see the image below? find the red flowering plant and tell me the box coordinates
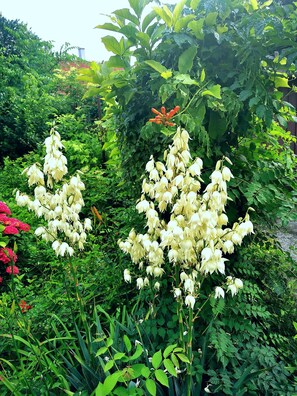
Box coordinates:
[148,106,180,136]
[0,201,30,284]
[19,300,32,313]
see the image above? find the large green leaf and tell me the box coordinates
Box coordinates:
[173,0,187,27]
[188,19,204,40]
[95,23,120,33]
[152,350,162,369]
[103,359,115,372]
[190,0,201,9]
[251,0,259,10]
[142,10,157,32]
[201,84,221,99]
[153,6,172,27]
[163,358,177,377]
[178,46,197,73]
[101,36,122,56]
[205,12,218,26]
[149,24,166,44]
[119,25,138,41]
[208,111,227,140]
[146,378,157,396]
[174,14,196,32]
[129,0,152,18]
[159,83,176,103]
[136,32,151,49]
[163,344,177,358]
[273,76,290,88]
[129,344,143,360]
[175,74,199,86]
[106,56,128,69]
[176,353,190,363]
[154,369,169,387]
[123,334,132,353]
[113,8,139,25]
[141,366,151,378]
[145,60,168,74]
[102,372,123,395]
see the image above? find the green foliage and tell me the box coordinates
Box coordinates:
[198,235,297,395]
[0,16,98,161]
[87,0,297,222]
[1,3,297,395]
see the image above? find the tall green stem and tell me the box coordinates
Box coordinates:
[186,307,194,396]
[175,265,185,348]
[68,259,92,347]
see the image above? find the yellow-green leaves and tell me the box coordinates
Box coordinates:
[172,0,187,27]
[161,70,173,79]
[202,84,222,99]
[261,0,273,7]
[153,5,173,28]
[153,1,192,33]
[273,76,290,88]
[175,74,199,86]
[190,0,201,9]
[205,12,218,26]
[145,60,172,79]
[200,69,206,83]
[250,0,259,10]
[188,19,204,40]
[174,14,196,32]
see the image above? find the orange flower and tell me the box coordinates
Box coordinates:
[149,106,180,126]
[19,300,32,313]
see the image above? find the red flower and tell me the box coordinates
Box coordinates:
[6,265,19,275]
[0,276,3,283]
[19,300,32,313]
[0,202,11,215]
[0,247,17,264]
[17,222,30,232]
[2,217,18,226]
[3,226,19,235]
[149,106,180,126]
[0,215,30,232]
[0,214,10,224]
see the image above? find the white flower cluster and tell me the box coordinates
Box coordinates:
[119,128,254,308]
[16,128,92,256]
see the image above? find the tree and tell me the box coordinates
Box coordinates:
[0,16,97,161]
[82,0,297,222]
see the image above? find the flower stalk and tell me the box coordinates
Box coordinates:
[119,121,254,391]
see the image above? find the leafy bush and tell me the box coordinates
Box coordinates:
[83,0,297,223]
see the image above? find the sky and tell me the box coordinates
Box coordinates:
[1,0,176,62]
